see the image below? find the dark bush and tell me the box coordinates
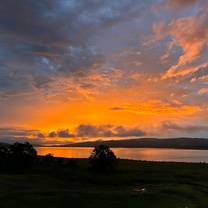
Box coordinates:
[89,145,117,172]
[42,153,54,165]
[36,154,57,172]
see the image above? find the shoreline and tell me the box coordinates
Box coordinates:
[38,145,208,150]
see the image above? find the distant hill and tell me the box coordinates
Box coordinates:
[59,138,208,150]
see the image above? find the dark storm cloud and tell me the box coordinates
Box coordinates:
[162,121,208,133]
[48,131,57,138]
[114,126,146,137]
[0,128,43,137]
[76,124,114,137]
[58,129,74,138]
[0,128,45,144]
[76,124,145,137]
[0,0,150,45]
[0,0,152,97]
[0,136,43,145]
[48,129,74,138]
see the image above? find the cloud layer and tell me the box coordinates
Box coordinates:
[0,0,151,97]
[0,0,208,140]
[75,124,145,138]
[0,125,145,144]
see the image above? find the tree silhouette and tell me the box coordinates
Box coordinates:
[89,145,117,171]
[9,142,37,169]
[0,145,10,168]
[0,142,37,170]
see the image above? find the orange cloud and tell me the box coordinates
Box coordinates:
[110,100,200,116]
[153,9,208,79]
[198,88,208,95]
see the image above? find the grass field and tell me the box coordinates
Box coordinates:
[0,158,208,208]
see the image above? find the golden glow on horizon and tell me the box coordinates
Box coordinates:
[1,72,201,139]
[25,97,200,133]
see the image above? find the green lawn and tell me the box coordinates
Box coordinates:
[0,159,208,208]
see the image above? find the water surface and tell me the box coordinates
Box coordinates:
[36,147,208,163]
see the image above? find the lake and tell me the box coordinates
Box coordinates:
[36,147,208,163]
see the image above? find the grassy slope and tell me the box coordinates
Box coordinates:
[0,159,208,208]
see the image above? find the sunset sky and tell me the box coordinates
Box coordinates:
[0,0,208,144]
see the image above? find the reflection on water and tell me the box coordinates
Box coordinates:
[36,147,208,163]
[37,147,92,158]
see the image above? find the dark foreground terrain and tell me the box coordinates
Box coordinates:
[0,158,208,208]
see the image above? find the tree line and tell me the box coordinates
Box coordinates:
[0,142,117,171]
